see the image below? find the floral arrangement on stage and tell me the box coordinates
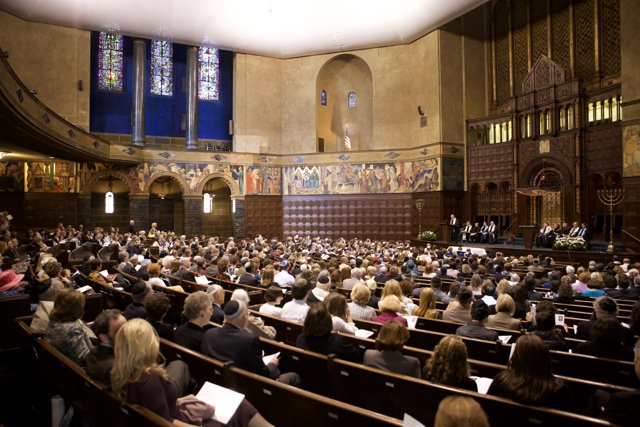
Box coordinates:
[421,230,437,241]
[553,236,587,250]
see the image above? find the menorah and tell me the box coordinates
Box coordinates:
[415,199,425,239]
[596,188,625,253]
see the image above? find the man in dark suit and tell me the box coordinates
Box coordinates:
[449,214,460,242]
[456,299,499,342]
[85,309,126,384]
[201,300,300,386]
[578,222,590,241]
[600,340,640,427]
[174,257,196,282]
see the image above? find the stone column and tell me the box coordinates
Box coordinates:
[185,46,199,150]
[183,195,203,236]
[131,39,146,147]
[621,0,640,250]
[129,195,150,232]
[232,198,246,239]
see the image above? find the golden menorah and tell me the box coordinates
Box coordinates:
[596,188,625,253]
[415,199,425,239]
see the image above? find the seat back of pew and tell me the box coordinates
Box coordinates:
[227,365,403,427]
[548,348,640,388]
[251,310,303,344]
[328,357,613,427]
[158,338,232,388]
[259,337,333,396]
[0,294,32,351]
[83,292,105,322]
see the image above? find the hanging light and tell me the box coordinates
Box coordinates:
[203,193,213,213]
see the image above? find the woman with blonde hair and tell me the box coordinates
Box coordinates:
[373,295,408,327]
[423,335,477,391]
[434,396,489,427]
[487,294,522,331]
[413,288,441,319]
[112,318,270,427]
[260,265,274,287]
[379,279,408,313]
[469,274,483,297]
[348,283,376,320]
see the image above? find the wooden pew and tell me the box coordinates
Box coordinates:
[16,319,173,427]
[228,365,403,427]
[328,357,613,427]
[0,294,32,351]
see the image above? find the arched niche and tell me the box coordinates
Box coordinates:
[86,173,131,230]
[147,175,185,234]
[316,54,373,152]
[201,177,233,239]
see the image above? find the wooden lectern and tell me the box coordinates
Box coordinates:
[440,223,454,243]
[520,225,537,249]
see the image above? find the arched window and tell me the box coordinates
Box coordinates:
[348,91,356,108]
[198,47,220,101]
[320,90,327,106]
[150,40,173,96]
[98,32,124,91]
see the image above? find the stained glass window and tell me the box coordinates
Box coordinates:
[150,40,173,96]
[198,47,219,101]
[98,32,124,91]
[320,90,327,106]
[348,91,357,108]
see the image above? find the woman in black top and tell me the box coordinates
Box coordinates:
[488,334,575,411]
[295,303,362,363]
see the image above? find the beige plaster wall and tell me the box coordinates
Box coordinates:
[235,31,444,155]
[233,53,283,153]
[0,10,90,130]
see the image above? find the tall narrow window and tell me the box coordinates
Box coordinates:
[567,105,574,130]
[595,100,602,122]
[198,47,219,101]
[559,108,566,131]
[588,103,594,123]
[150,40,173,96]
[98,32,124,91]
[603,99,610,120]
[320,90,327,106]
[612,97,619,122]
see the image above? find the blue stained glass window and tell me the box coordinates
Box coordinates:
[321,90,327,106]
[348,91,357,108]
[97,32,124,91]
[150,40,173,96]
[198,47,219,101]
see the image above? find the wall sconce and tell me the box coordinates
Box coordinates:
[0,151,8,159]
[203,193,214,213]
[105,192,114,214]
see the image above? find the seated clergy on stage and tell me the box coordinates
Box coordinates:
[469,222,481,243]
[481,221,497,244]
[460,221,473,243]
[537,222,554,247]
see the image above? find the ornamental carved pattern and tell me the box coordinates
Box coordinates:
[519,140,540,171]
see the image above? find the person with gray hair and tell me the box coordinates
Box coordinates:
[206,284,225,323]
[230,289,276,339]
[175,291,214,352]
[342,267,364,290]
[201,300,301,386]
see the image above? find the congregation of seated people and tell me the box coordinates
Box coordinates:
[2,220,640,426]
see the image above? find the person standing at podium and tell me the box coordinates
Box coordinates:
[450,214,460,242]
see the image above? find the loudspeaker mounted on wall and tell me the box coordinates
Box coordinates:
[417,106,425,116]
[418,106,427,127]
[78,80,83,91]
[228,119,234,135]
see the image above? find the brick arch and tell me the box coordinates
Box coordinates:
[143,171,190,195]
[81,169,135,195]
[195,173,241,197]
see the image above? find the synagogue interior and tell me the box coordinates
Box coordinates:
[0,0,639,426]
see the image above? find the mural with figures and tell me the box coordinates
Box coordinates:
[128,162,245,194]
[2,157,442,196]
[245,166,282,195]
[284,158,439,195]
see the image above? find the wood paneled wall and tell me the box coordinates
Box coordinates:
[245,196,283,239]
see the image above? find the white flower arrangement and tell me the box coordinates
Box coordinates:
[553,236,586,250]
[421,230,437,241]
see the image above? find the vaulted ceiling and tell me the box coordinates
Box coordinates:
[0,0,486,58]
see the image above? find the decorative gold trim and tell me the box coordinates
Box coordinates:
[569,0,575,78]
[508,0,514,97]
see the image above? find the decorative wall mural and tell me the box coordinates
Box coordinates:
[26,162,77,192]
[623,124,640,177]
[245,166,282,195]
[284,158,440,195]
[128,162,245,194]
[0,162,24,191]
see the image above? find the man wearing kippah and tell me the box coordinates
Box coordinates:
[201,300,300,386]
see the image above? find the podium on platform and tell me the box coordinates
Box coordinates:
[520,225,537,249]
[440,223,455,243]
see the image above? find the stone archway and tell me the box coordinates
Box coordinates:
[316,54,373,152]
[201,177,234,238]
[147,174,186,234]
[81,170,135,230]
